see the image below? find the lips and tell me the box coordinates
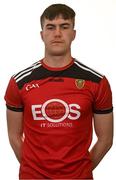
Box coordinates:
[51,40,64,44]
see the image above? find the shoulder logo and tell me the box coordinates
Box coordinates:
[75,79,85,89]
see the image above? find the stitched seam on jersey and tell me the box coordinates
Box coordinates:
[74,59,103,79]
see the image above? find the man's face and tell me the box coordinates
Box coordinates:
[40,16,76,56]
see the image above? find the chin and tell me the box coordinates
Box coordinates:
[50,49,67,56]
[50,52,66,56]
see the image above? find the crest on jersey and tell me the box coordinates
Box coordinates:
[75,79,85,89]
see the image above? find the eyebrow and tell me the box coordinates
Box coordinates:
[46,23,71,27]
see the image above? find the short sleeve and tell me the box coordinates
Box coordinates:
[93,76,113,114]
[4,77,24,112]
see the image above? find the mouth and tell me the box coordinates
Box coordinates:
[51,40,64,44]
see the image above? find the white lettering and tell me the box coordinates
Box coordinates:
[26,83,39,91]
[31,99,81,122]
[32,105,45,120]
[42,99,69,123]
[68,104,81,120]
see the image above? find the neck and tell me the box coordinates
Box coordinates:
[43,53,72,68]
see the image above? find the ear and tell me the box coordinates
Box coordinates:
[72,30,76,41]
[40,31,44,41]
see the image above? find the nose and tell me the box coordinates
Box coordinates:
[54,27,62,37]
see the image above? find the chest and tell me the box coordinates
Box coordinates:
[20,77,96,120]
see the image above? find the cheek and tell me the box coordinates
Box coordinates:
[70,32,75,41]
[42,33,52,43]
[65,34,74,44]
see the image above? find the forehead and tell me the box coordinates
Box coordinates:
[43,16,73,26]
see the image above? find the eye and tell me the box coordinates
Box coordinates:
[46,25,55,30]
[63,26,69,29]
[47,27,53,30]
[61,25,70,30]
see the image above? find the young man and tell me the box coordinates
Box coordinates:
[5,4,113,179]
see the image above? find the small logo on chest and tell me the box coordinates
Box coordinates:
[26,83,39,91]
[75,79,85,89]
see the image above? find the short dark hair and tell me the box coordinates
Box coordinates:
[40,4,75,29]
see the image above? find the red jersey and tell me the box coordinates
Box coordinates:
[5,58,113,179]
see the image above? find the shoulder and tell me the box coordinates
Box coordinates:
[73,59,104,83]
[13,61,42,82]
[12,60,42,89]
